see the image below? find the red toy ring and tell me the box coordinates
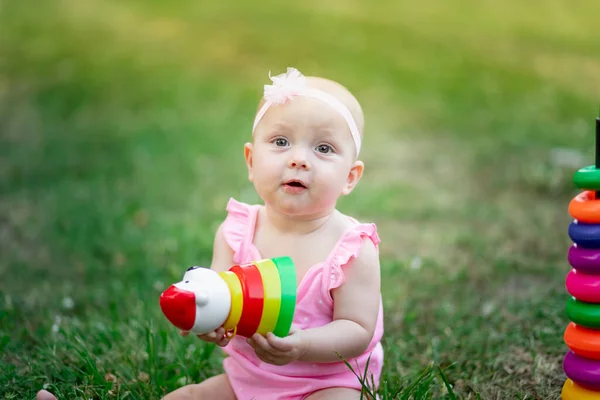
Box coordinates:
[231,263,264,337]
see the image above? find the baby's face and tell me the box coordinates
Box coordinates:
[246,96,362,218]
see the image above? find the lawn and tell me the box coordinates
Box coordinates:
[1,0,600,398]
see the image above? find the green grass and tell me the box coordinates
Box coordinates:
[2,0,599,398]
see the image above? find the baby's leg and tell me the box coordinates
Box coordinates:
[304,387,370,400]
[36,390,57,400]
[35,375,236,400]
[162,373,236,400]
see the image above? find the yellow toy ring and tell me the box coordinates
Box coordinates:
[219,271,243,331]
[562,378,600,399]
[254,259,282,335]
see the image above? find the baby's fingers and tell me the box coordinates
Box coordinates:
[180,330,190,337]
[197,332,217,340]
[216,336,231,347]
[266,332,295,351]
[196,327,230,343]
[250,333,287,356]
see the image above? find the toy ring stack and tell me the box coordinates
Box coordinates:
[562,116,600,398]
[228,257,297,338]
[159,256,297,339]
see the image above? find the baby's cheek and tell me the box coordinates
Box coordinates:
[319,178,346,199]
[256,166,278,183]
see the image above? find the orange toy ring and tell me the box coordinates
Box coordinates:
[569,191,600,223]
[564,322,600,360]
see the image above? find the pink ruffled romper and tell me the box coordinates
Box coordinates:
[219,198,384,400]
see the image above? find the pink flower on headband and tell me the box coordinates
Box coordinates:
[263,67,308,104]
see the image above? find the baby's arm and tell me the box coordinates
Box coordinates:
[209,222,236,273]
[251,239,381,364]
[294,239,381,362]
[181,222,236,345]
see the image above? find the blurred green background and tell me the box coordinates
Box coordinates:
[1,0,599,398]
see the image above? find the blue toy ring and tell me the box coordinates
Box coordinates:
[569,221,600,248]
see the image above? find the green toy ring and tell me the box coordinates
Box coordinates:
[272,256,297,337]
[566,297,600,329]
[574,166,600,190]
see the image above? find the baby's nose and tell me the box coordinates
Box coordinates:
[288,152,309,170]
[290,160,308,169]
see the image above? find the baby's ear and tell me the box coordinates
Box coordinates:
[244,142,254,182]
[342,160,364,195]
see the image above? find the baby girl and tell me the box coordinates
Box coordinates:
[37,67,384,400]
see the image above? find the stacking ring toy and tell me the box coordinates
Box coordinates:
[562,378,600,400]
[562,118,600,396]
[566,270,600,303]
[563,350,600,390]
[566,298,600,329]
[574,166,600,190]
[569,245,600,274]
[232,264,264,338]
[160,257,297,338]
[255,259,282,335]
[569,191,600,223]
[272,256,297,338]
[218,271,244,331]
[565,322,600,360]
[569,221,600,248]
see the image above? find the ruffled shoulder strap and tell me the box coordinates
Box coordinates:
[325,222,381,292]
[222,197,259,264]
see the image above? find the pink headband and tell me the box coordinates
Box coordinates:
[252,68,362,157]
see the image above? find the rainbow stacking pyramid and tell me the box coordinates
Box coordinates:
[562,117,600,399]
[160,256,297,339]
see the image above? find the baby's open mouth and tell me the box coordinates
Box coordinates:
[283,180,307,189]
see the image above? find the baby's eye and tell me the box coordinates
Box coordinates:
[274,138,289,147]
[316,144,333,154]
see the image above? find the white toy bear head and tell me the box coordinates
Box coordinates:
[159,266,231,334]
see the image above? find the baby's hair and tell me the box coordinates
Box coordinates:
[304,77,364,138]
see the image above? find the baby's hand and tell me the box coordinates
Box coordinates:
[180,328,231,347]
[247,328,306,366]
